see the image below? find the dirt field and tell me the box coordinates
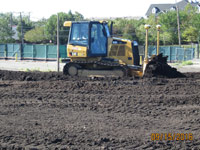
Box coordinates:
[0,70,200,150]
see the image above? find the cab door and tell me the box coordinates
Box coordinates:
[89,23,107,57]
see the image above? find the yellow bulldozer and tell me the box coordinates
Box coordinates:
[62,20,176,78]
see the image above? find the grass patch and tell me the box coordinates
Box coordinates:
[170,60,193,67]
[23,68,54,72]
[25,68,31,72]
[24,68,41,72]
[181,61,193,66]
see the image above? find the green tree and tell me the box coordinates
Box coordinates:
[17,16,34,41]
[33,18,47,27]
[145,15,158,45]
[135,24,146,45]
[74,11,84,21]
[182,26,198,43]
[158,11,178,45]
[24,26,47,43]
[45,11,84,44]
[111,18,144,43]
[192,13,200,43]
[0,13,15,43]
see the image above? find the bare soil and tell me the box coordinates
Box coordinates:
[0,70,200,150]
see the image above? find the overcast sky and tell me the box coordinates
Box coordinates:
[0,0,183,20]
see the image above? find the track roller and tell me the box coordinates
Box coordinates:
[63,63,79,76]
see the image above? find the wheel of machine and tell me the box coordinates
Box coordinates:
[68,65,78,76]
[63,63,78,76]
[63,64,68,75]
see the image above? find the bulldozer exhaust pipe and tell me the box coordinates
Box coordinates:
[110,21,113,37]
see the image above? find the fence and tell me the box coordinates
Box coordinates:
[139,46,194,62]
[0,44,67,60]
[0,44,195,62]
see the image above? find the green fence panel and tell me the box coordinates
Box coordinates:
[14,44,21,58]
[160,46,170,61]
[148,46,156,56]
[177,48,185,61]
[7,44,20,58]
[22,44,67,59]
[59,45,67,58]
[170,47,178,61]
[147,46,194,62]
[0,43,195,61]
[23,44,34,58]
[47,45,57,58]
[148,46,170,61]
[0,44,6,57]
[7,44,14,57]
[34,45,46,58]
[184,48,194,61]
[169,47,194,62]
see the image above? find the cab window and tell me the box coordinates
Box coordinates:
[90,23,107,55]
[69,23,89,46]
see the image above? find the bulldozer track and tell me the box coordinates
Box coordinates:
[63,60,129,77]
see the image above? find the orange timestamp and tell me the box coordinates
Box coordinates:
[151,133,193,141]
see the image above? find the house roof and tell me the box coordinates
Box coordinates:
[145,0,200,16]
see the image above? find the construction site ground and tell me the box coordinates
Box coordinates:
[0,59,200,149]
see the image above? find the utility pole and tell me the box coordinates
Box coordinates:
[20,12,24,45]
[10,13,13,30]
[28,12,31,23]
[175,0,181,46]
[197,37,199,59]
[57,13,60,72]
[20,12,24,60]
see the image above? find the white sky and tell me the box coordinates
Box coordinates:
[0,0,183,20]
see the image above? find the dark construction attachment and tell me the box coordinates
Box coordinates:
[144,53,185,78]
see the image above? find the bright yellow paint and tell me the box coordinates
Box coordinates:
[99,20,107,23]
[63,21,72,27]
[15,53,18,62]
[67,44,87,58]
[108,38,134,65]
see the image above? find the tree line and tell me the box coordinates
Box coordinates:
[0,11,83,45]
[0,4,200,45]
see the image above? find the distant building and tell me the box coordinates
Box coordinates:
[88,16,142,21]
[12,25,19,40]
[145,0,200,17]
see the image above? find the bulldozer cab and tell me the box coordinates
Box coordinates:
[65,21,110,58]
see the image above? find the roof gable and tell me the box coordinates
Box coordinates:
[145,0,199,16]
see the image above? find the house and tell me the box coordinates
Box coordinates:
[11,25,19,40]
[145,0,200,17]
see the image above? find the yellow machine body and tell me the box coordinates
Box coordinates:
[67,44,87,57]
[108,38,134,65]
[63,21,142,77]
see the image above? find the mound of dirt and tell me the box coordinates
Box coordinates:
[144,53,185,78]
